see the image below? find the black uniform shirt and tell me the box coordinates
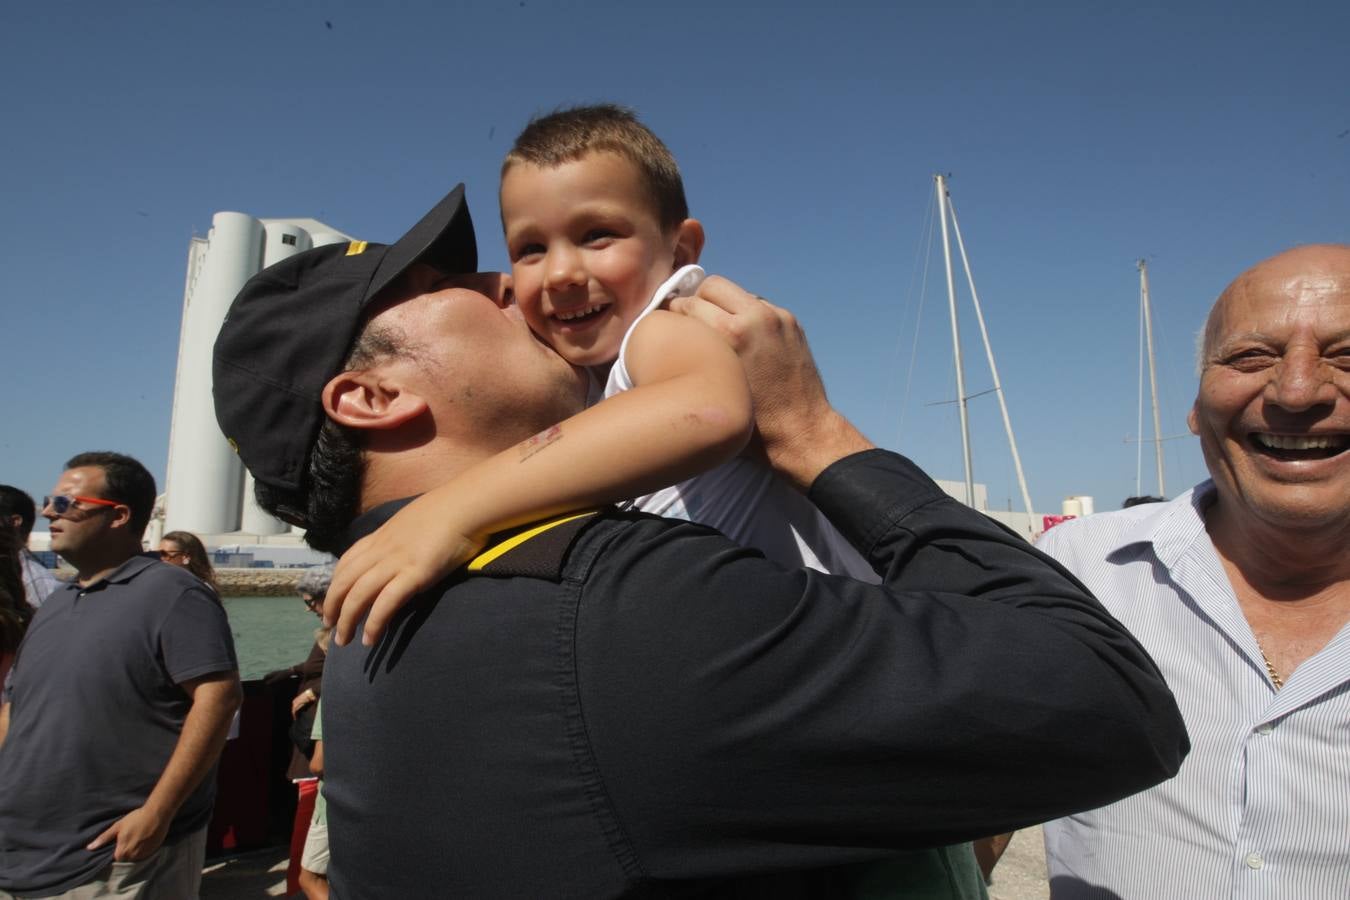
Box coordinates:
[323,450,1187,899]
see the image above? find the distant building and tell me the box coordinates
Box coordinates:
[162,212,354,542]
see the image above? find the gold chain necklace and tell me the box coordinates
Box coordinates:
[1257,643,1284,690]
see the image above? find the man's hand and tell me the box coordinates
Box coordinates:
[92,672,240,863]
[668,276,873,491]
[87,805,171,862]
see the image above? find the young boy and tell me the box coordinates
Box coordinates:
[329,104,874,640]
[329,104,985,898]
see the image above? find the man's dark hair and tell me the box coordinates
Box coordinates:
[0,486,37,539]
[63,451,157,536]
[1122,495,1166,508]
[253,319,410,553]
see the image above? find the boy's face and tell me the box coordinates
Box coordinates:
[501,151,700,368]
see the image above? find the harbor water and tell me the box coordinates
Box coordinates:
[221,595,321,680]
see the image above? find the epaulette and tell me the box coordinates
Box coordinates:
[466,510,601,581]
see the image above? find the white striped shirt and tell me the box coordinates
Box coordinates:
[1037,483,1350,900]
[19,549,60,609]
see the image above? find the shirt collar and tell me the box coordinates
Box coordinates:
[340,498,603,561]
[339,498,418,554]
[73,552,162,591]
[1105,480,1217,570]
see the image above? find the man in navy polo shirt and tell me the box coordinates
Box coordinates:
[0,451,240,899]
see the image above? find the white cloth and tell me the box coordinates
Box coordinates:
[1037,483,1350,900]
[19,549,60,609]
[599,265,875,579]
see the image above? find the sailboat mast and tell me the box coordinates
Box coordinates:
[1138,259,1166,498]
[946,198,1036,522]
[936,174,975,505]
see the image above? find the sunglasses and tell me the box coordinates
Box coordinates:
[43,494,124,516]
[159,549,187,561]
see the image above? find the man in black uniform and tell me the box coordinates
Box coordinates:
[214,185,1187,899]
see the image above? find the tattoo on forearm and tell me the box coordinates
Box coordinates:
[518,425,563,462]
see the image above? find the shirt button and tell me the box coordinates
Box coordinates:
[1245,852,1264,870]
[1254,722,1274,735]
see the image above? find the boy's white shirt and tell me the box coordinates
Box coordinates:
[595,265,878,580]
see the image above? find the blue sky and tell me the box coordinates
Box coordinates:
[5,1,1348,520]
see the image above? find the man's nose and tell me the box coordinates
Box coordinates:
[1265,348,1338,411]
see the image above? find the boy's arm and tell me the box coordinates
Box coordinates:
[327,310,752,647]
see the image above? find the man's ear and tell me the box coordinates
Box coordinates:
[1186,403,1200,436]
[108,504,133,531]
[322,369,428,431]
[672,218,705,267]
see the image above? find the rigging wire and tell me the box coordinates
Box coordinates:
[1148,275,1198,494]
[1135,267,1147,497]
[883,186,938,447]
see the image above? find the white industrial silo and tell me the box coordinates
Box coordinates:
[165,214,352,539]
[164,213,263,535]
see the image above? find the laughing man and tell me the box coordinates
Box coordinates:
[1040,245,1350,899]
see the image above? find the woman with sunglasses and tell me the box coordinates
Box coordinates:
[157,530,219,595]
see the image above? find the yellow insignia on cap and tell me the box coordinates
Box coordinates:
[346,240,368,256]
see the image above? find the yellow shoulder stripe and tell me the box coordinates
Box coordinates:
[345,240,368,256]
[467,511,599,572]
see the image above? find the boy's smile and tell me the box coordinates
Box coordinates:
[500,151,701,371]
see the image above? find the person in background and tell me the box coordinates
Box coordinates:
[0,485,62,609]
[0,451,240,899]
[297,700,329,900]
[1036,244,1350,899]
[158,530,219,595]
[263,563,334,898]
[0,520,34,686]
[159,531,242,745]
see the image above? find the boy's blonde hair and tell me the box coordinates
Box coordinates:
[502,103,689,231]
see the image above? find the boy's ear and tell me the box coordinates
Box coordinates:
[672,218,705,267]
[322,368,429,432]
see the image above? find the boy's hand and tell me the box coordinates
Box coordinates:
[325,495,485,647]
[668,276,871,490]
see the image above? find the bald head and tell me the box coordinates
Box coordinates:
[1186,242,1350,544]
[1200,244,1350,368]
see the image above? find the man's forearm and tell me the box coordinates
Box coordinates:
[811,449,1189,820]
[144,674,241,821]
